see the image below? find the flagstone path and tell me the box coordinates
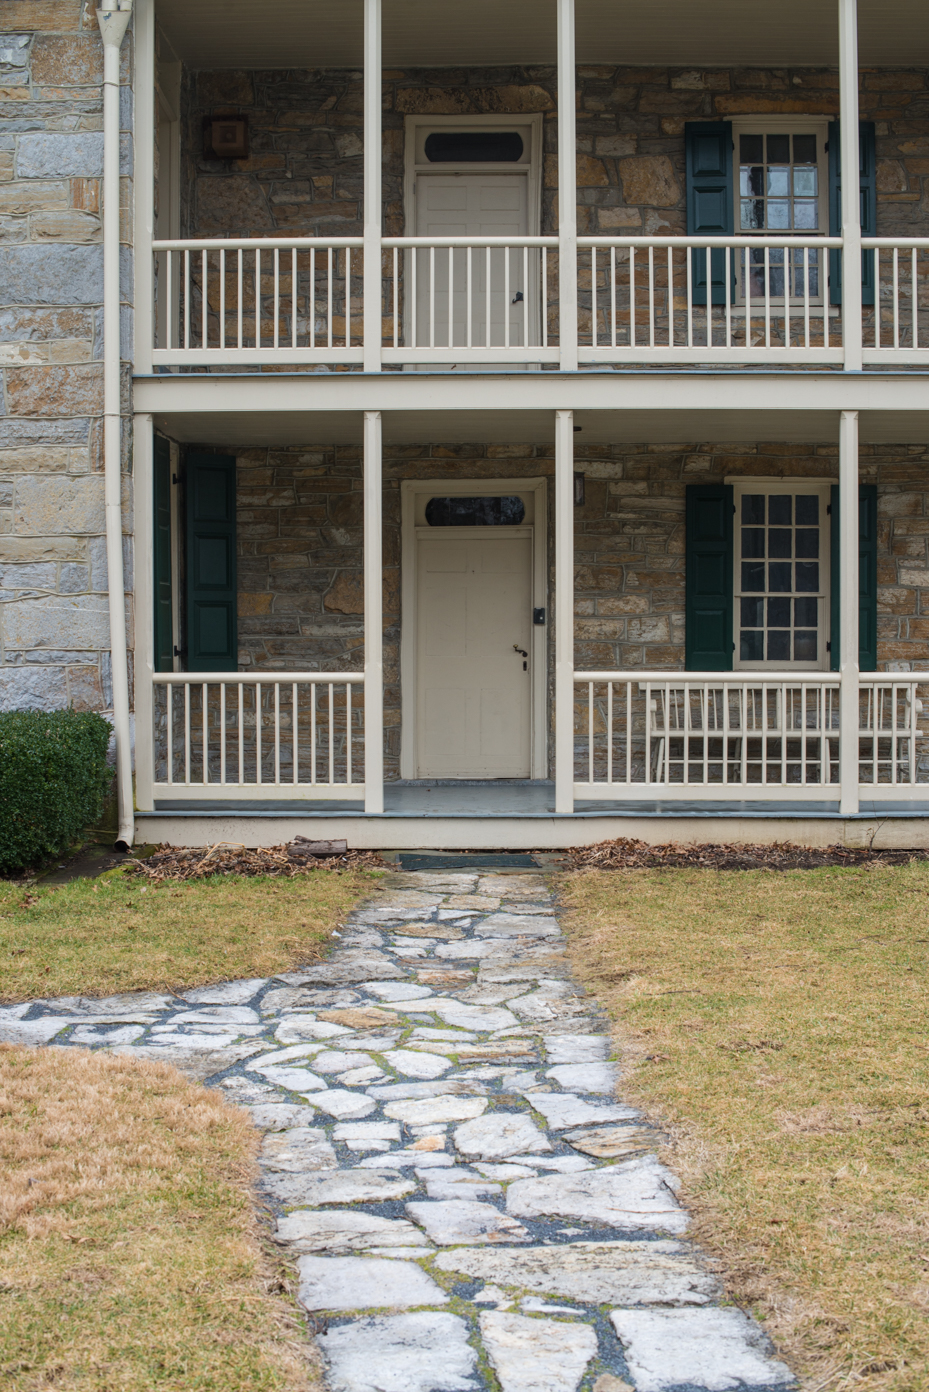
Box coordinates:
[0,868,795,1392]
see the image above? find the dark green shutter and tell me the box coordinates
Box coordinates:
[828,121,876,306]
[686,483,734,670]
[185,450,237,672]
[685,122,734,305]
[829,483,877,672]
[153,433,174,673]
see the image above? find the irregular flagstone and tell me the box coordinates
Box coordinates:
[70,1024,145,1046]
[506,1156,688,1234]
[309,1049,379,1074]
[609,1308,794,1391]
[259,1128,338,1172]
[479,1311,598,1392]
[525,1093,638,1130]
[182,979,268,1005]
[420,1169,502,1199]
[509,1155,593,1173]
[297,1255,448,1310]
[317,1312,478,1392]
[316,1007,402,1030]
[333,1120,401,1146]
[475,914,560,938]
[543,1035,610,1064]
[406,1199,531,1246]
[434,1241,721,1305]
[379,1048,453,1078]
[360,1150,455,1170]
[275,1015,354,1041]
[0,1018,83,1045]
[453,1112,552,1160]
[48,991,176,1015]
[109,1043,263,1081]
[392,923,465,939]
[294,952,405,985]
[250,1065,328,1092]
[432,1001,520,1031]
[303,1089,377,1120]
[383,1096,487,1125]
[368,1079,487,1100]
[362,981,434,1000]
[563,1125,659,1159]
[261,1168,416,1206]
[167,1006,261,1025]
[278,1210,428,1252]
[545,1063,620,1094]
[249,1102,321,1130]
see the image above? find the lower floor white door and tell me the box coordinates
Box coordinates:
[416,531,532,778]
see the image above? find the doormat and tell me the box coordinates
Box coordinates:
[398,852,539,871]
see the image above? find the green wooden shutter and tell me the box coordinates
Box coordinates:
[685,122,734,305]
[829,483,878,672]
[828,121,877,306]
[153,433,174,673]
[686,483,734,670]
[185,450,237,672]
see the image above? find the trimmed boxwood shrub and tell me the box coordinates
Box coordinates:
[0,709,113,876]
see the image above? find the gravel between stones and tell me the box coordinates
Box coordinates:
[4,868,796,1392]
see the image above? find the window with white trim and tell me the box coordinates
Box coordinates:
[733,481,831,671]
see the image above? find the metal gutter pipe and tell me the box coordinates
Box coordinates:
[97,3,134,849]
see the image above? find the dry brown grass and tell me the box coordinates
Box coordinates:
[558,862,929,1392]
[0,870,374,1003]
[0,1043,319,1391]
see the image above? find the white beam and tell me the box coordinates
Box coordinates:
[133,414,155,812]
[363,0,382,372]
[555,409,575,813]
[556,0,577,371]
[838,0,863,372]
[839,408,860,815]
[133,0,155,374]
[364,410,384,813]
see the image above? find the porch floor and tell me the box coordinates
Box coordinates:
[149,781,929,819]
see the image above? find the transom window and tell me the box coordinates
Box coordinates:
[734,483,830,670]
[425,495,526,527]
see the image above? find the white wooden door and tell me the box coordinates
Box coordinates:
[416,531,532,777]
[414,173,535,348]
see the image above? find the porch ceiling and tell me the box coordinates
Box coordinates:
[155,0,929,70]
[151,408,929,447]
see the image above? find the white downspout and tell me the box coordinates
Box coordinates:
[97,3,134,849]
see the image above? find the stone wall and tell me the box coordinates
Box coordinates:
[181,63,929,239]
[211,439,929,780]
[0,3,132,714]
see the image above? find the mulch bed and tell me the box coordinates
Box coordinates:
[564,837,929,872]
[123,843,391,882]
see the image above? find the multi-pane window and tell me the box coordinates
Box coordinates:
[735,487,829,669]
[734,126,826,302]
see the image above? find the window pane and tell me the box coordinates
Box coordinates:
[769,495,792,525]
[741,134,764,163]
[740,166,765,196]
[795,562,820,592]
[768,597,791,627]
[769,529,792,558]
[768,630,791,661]
[767,133,790,163]
[767,200,790,229]
[767,166,790,196]
[769,562,792,592]
[795,495,819,524]
[424,131,524,162]
[741,199,764,230]
[742,528,765,558]
[741,597,764,627]
[793,167,818,196]
[742,562,766,592]
[742,494,765,524]
[795,597,818,626]
[794,200,818,230]
[741,631,765,661]
[795,529,819,558]
[794,631,818,661]
[425,495,526,526]
[793,133,817,164]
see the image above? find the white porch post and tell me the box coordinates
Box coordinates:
[133,0,155,375]
[555,409,575,813]
[363,0,382,372]
[556,0,578,372]
[133,414,155,812]
[838,0,863,372]
[839,409,860,815]
[364,410,384,813]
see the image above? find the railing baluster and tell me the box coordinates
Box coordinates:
[429,245,435,349]
[274,680,281,784]
[591,247,597,348]
[893,247,900,349]
[237,248,243,348]
[165,249,173,350]
[327,246,333,348]
[764,246,771,348]
[667,246,673,348]
[184,248,190,349]
[522,243,529,348]
[273,247,280,349]
[184,682,191,783]
[347,681,352,785]
[588,680,594,783]
[629,247,635,350]
[220,248,226,350]
[328,683,335,785]
[255,247,261,349]
[448,246,454,349]
[166,682,174,783]
[607,680,613,784]
[292,246,298,349]
[485,245,491,348]
[345,247,351,348]
[913,247,919,348]
[309,246,316,348]
[202,681,208,783]
[686,246,693,349]
[393,246,399,349]
[648,246,655,348]
[466,245,473,349]
[724,245,731,349]
[256,682,262,785]
[542,247,548,348]
[311,681,317,784]
[220,682,226,783]
[504,245,510,349]
[237,682,244,783]
[803,246,811,349]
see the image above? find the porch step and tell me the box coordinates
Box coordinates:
[397,852,540,871]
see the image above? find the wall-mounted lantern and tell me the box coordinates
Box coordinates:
[204,116,249,160]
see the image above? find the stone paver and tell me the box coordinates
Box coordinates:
[4,867,795,1391]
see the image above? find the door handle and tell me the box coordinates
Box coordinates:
[513,644,528,671]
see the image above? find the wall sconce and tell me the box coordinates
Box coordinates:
[204,116,249,160]
[574,472,586,506]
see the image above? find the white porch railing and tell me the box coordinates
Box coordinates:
[151,238,364,366]
[862,239,929,362]
[152,673,365,801]
[573,672,929,799]
[578,236,844,364]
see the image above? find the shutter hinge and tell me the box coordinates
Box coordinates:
[827,503,832,514]
[732,642,735,652]
[826,641,832,651]
[172,473,179,485]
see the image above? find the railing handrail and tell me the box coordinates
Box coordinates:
[152,671,365,684]
[152,237,365,251]
[573,670,843,684]
[578,235,844,250]
[382,236,559,248]
[862,237,929,249]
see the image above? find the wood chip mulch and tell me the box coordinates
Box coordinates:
[122,843,391,882]
[564,836,929,872]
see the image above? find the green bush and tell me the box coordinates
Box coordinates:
[0,709,113,877]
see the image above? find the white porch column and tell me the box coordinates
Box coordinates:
[133,0,155,375]
[363,0,382,372]
[556,0,578,372]
[364,410,384,813]
[555,409,575,813]
[839,409,860,815]
[133,414,155,812]
[838,0,863,372]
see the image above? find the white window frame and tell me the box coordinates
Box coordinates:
[730,477,832,673]
[730,116,831,312]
